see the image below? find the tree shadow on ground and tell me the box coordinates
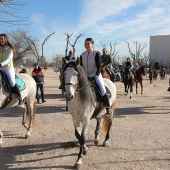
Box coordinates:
[0,103,68,118]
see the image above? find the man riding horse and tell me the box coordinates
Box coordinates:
[101,48,115,82]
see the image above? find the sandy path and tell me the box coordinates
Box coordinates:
[0,68,170,170]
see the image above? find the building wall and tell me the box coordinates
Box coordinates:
[150,35,170,68]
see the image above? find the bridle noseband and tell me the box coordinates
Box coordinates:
[63,62,91,91]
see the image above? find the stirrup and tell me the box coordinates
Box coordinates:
[18,97,23,105]
[106,108,112,115]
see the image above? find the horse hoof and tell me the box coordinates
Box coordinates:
[141,93,143,95]
[74,161,82,170]
[130,96,132,99]
[83,149,87,155]
[103,141,109,147]
[25,134,30,139]
[94,139,99,145]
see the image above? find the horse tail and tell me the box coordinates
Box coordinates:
[33,101,36,124]
[102,114,113,136]
[102,101,116,135]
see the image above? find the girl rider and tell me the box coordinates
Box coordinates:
[0,34,23,105]
[80,38,112,115]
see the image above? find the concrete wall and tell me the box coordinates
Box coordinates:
[150,35,170,68]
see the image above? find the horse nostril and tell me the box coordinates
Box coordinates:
[70,95,73,100]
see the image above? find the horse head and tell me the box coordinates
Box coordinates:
[62,58,81,101]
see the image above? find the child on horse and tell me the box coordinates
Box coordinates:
[80,38,112,115]
[0,34,23,105]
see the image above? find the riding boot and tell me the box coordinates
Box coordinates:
[102,94,112,115]
[11,84,23,105]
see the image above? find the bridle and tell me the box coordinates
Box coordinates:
[63,62,92,92]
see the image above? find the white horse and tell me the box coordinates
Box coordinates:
[0,72,36,147]
[62,58,116,168]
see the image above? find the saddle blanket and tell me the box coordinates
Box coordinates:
[2,75,26,93]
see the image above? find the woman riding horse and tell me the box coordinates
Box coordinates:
[0,34,23,105]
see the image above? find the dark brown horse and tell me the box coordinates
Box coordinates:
[136,66,146,94]
[123,68,134,99]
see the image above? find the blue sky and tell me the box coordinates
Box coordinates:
[1,0,170,62]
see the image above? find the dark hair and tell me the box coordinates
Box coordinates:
[85,38,94,45]
[0,33,16,58]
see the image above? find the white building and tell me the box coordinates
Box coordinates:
[150,35,170,69]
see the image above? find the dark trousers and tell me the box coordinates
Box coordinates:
[36,83,45,100]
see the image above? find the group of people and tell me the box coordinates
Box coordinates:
[1,33,169,116]
[0,34,46,105]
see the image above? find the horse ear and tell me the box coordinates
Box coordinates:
[62,57,68,65]
[76,57,80,66]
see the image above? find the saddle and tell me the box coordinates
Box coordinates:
[1,72,26,93]
[89,78,112,119]
[0,72,26,109]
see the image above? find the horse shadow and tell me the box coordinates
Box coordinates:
[115,105,170,118]
[0,141,78,170]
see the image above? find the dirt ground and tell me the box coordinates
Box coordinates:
[0,68,170,170]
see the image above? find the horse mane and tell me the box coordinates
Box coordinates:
[63,61,96,103]
[77,65,96,103]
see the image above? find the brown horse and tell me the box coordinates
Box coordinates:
[136,66,146,94]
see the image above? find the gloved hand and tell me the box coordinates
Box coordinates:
[91,75,98,81]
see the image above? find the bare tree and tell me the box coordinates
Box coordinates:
[8,30,33,67]
[63,33,73,57]
[68,34,84,57]
[52,53,63,68]
[100,42,106,49]
[109,42,119,61]
[126,41,147,61]
[22,32,55,64]
[0,0,30,30]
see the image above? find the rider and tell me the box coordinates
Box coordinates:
[132,59,140,82]
[0,34,23,105]
[101,48,115,82]
[59,50,76,89]
[122,57,133,82]
[80,38,112,115]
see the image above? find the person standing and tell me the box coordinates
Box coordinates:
[32,63,46,103]
[80,38,112,115]
[0,33,23,105]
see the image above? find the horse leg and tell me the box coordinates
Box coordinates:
[136,82,138,94]
[0,131,3,147]
[22,102,29,130]
[141,82,143,94]
[94,118,101,145]
[130,84,133,99]
[74,118,89,168]
[124,84,127,95]
[25,101,36,139]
